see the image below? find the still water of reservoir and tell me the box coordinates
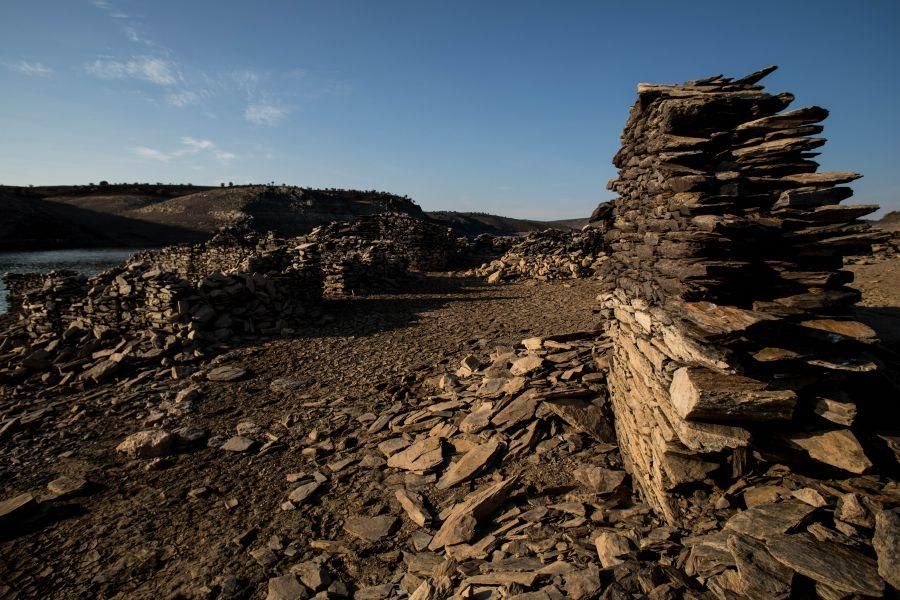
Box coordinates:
[0,248,141,314]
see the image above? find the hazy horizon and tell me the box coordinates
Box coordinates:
[2,0,898,220]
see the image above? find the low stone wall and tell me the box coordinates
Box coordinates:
[598,66,893,526]
[322,242,410,297]
[310,212,463,271]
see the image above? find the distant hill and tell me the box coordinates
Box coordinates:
[874,210,900,232]
[0,184,424,251]
[426,211,585,236]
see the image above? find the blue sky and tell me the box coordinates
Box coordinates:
[1,1,898,219]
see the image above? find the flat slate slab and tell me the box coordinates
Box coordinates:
[343,515,398,542]
[766,533,884,597]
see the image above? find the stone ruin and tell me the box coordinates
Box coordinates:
[595,64,899,588]
[310,212,466,274]
[475,227,608,283]
[2,231,323,386]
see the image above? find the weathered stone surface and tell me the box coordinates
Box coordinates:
[724,501,816,539]
[873,508,900,589]
[266,575,310,600]
[47,475,88,497]
[0,492,36,520]
[221,436,255,453]
[727,534,794,600]
[594,530,636,568]
[787,429,872,474]
[491,390,539,431]
[510,355,545,376]
[436,438,503,489]
[344,515,399,542]
[207,365,247,382]
[395,488,432,527]
[290,561,330,591]
[288,480,322,504]
[459,402,494,433]
[429,477,518,549]
[116,430,176,458]
[572,465,626,494]
[766,534,884,596]
[387,437,443,472]
[543,395,614,441]
[670,367,796,422]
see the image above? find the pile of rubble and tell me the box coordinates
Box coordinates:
[1,233,323,387]
[474,228,607,283]
[595,66,898,597]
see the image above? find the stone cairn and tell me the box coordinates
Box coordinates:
[475,227,608,283]
[598,65,897,534]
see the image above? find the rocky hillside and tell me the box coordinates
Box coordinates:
[0,184,425,251]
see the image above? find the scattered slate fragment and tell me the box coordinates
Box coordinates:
[460,402,494,433]
[116,430,176,459]
[543,396,615,441]
[207,365,247,382]
[266,574,309,600]
[429,477,518,549]
[395,488,432,527]
[727,534,794,600]
[573,465,626,494]
[436,438,503,489]
[47,475,88,497]
[873,508,900,589]
[724,500,816,539]
[594,530,636,568]
[387,437,443,472]
[288,481,322,504]
[344,515,399,543]
[290,561,330,591]
[563,567,601,600]
[786,429,872,474]
[766,533,884,596]
[221,436,255,453]
[0,492,36,520]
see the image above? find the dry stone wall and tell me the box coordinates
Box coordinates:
[475,227,608,282]
[597,66,895,526]
[309,213,464,272]
[5,232,323,386]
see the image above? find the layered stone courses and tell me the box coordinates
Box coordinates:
[597,65,892,525]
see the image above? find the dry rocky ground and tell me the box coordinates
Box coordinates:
[0,275,610,599]
[2,259,898,600]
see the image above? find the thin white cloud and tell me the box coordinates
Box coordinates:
[133,146,171,162]
[178,137,215,152]
[86,56,179,85]
[165,90,199,107]
[6,60,53,76]
[91,0,157,48]
[132,138,237,163]
[245,102,289,126]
